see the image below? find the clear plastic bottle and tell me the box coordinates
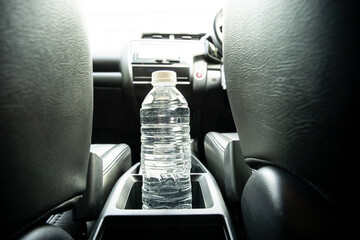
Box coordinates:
[141,70,192,209]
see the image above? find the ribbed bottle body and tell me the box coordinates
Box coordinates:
[141,85,192,209]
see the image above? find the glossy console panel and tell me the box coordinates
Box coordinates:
[90,156,237,240]
[99,215,228,240]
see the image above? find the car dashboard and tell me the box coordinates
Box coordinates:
[91,9,235,164]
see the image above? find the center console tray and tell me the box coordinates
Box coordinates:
[89,156,237,239]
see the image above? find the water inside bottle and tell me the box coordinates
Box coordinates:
[141,84,192,209]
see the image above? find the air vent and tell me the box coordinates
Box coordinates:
[142,33,205,40]
[142,33,170,39]
[174,34,204,40]
[132,66,189,82]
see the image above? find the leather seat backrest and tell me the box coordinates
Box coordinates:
[0,0,93,238]
[223,0,355,238]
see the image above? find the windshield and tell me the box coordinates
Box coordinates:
[80,0,223,55]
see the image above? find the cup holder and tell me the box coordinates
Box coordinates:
[90,156,237,240]
[190,156,206,173]
[116,175,213,210]
[121,177,206,209]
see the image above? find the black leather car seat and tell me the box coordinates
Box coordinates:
[0,0,131,239]
[223,0,355,239]
[45,144,131,239]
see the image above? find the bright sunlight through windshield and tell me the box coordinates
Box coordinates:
[80,0,223,55]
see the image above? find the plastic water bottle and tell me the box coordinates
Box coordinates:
[141,70,192,209]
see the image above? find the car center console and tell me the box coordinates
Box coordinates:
[90,35,238,239]
[89,156,237,240]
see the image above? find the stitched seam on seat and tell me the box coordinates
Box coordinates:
[103,146,130,176]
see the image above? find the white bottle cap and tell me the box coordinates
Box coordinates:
[151,70,177,84]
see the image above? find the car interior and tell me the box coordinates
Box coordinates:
[1,0,355,239]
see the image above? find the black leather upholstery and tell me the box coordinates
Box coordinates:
[0,0,93,238]
[46,144,132,239]
[47,210,86,240]
[242,166,341,240]
[19,225,73,240]
[224,0,355,238]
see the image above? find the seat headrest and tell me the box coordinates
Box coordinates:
[224,0,355,206]
[0,0,93,238]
